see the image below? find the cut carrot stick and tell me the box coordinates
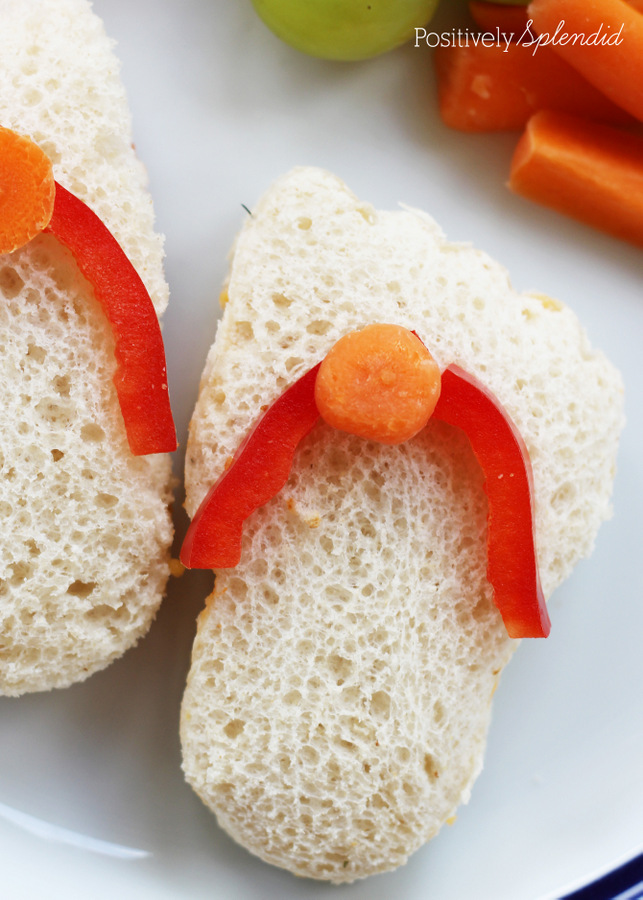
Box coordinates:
[434,41,634,131]
[509,110,643,247]
[528,0,643,122]
[468,0,534,37]
[0,126,54,254]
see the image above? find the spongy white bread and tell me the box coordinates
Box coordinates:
[0,0,173,695]
[181,167,623,882]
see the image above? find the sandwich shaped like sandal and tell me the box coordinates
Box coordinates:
[0,0,175,696]
[181,167,623,882]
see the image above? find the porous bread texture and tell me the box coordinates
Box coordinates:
[0,0,173,696]
[181,168,624,882]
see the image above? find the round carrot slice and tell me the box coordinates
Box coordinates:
[315,323,442,444]
[0,126,55,254]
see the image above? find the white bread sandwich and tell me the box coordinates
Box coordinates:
[0,0,175,696]
[180,167,623,882]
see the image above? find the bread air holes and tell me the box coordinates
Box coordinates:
[67,580,96,598]
[0,266,25,299]
[52,374,71,397]
[96,493,118,509]
[327,653,352,684]
[306,319,332,336]
[300,745,319,765]
[211,388,226,407]
[271,293,292,310]
[423,753,440,782]
[369,690,391,720]
[80,423,105,443]
[261,585,279,605]
[9,561,34,585]
[223,718,245,739]
[35,398,75,426]
[235,321,253,341]
[357,514,376,540]
[27,344,47,364]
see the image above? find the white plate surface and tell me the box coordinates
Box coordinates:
[1,1,642,898]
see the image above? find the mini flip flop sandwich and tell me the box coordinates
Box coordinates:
[179,167,623,882]
[0,0,176,696]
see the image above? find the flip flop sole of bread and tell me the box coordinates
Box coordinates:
[0,0,173,695]
[181,167,623,882]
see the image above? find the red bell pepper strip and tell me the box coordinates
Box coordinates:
[44,182,177,456]
[181,358,548,639]
[180,363,321,569]
[432,365,549,638]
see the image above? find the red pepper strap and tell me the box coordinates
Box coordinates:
[180,363,321,569]
[433,365,550,638]
[44,182,177,456]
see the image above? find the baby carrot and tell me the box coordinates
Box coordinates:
[434,41,634,131]
[468,0,534,36]
[509,109,643,248]
[528,0,643,122]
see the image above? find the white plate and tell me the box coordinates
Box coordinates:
[1,1,642,897]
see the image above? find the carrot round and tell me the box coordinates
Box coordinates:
[509,109,643,247]
[435,41,634,131]
[0,126,55,254]
[314,324,442,445]
[528,0,643,122]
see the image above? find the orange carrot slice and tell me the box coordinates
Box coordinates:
[0,126,55,254]
[435,41,634,131]
[528,0,643,122]
[509,110,643,247]
[314,324,442,445]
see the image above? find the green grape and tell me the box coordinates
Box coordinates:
[250,0,441,61]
